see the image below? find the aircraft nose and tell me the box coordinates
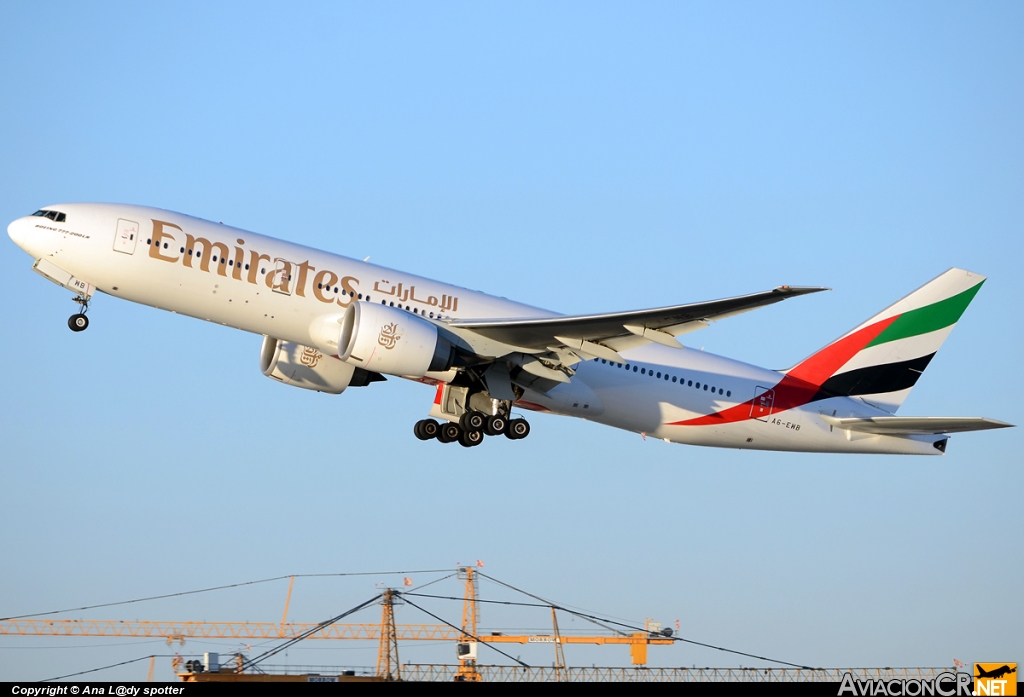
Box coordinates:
[7,218,28,250]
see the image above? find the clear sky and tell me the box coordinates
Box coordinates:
[1,0,1021,682]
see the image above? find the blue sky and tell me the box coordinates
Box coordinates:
[1,1,1021,681]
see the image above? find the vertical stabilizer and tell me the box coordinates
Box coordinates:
[785,268,985,413]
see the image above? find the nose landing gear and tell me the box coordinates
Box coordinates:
[68,295,90,332]
[68,314,89,332]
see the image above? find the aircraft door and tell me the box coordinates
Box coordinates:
[750,386,774,421]
[112,219,139,254]
[271,259,293,295]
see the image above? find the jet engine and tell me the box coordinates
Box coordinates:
[339,301,454,378]
[260,336,383,393]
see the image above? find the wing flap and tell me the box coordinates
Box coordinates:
[820,415,1013,435]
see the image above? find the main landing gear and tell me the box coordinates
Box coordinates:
[414,411,531,448]
[68,295,90,332]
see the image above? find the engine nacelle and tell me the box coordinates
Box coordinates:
[260,336,359,393]
[339,301,454,377]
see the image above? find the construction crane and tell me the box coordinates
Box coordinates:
[1,568,674,680]
[441,566,673,680]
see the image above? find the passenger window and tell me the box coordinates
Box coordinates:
[672,376,677,383]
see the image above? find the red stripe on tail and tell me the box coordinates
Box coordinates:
[667,315,898,427]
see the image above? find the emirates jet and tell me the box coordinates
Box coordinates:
[8,204,1012,453]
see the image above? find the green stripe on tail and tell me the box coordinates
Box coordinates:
[866,281,984,348]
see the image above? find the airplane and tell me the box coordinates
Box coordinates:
[975,665,1016,680]
[7,203,1012,454]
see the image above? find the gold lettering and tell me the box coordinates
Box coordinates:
[248,250,271,284]
[231,239,245,281]
[149,220,182,263]
[295,260,316,298]
[184,234,230,276]
[313,269,339,303]
[338,276,359,307]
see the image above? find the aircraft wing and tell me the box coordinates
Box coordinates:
[820,415,1014,435]
[449,286,827,357]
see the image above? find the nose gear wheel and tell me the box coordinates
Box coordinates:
[68,314,89,332]
[68,294,91,332]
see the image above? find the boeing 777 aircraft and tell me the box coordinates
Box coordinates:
[7,203,1012,453]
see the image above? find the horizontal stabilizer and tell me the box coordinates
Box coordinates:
[820,415,1013,435]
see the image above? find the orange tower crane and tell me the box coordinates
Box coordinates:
[0,569,675,677]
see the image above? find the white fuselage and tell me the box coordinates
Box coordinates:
[8,203,944,455]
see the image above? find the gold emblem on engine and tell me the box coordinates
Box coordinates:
[300,346,322,367]
[378,322,401,350]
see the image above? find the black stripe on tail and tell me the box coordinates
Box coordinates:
[814,353,935,401]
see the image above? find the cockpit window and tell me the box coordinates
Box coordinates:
[31,209,66,222]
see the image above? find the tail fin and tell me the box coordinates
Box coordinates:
[785,268,985,413]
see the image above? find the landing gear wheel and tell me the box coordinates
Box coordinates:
[458,429,484,448]
[506,418,531,440]
[68,314,89,332]
[484,414,507,437]
[459,410,486,432]
[414,419,440,441]
[437,422,461,444]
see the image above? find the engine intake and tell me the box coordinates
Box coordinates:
[339,301,454,377]
[260,336,382,393]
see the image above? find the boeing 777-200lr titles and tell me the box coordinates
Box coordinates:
[8,204,1012,453]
